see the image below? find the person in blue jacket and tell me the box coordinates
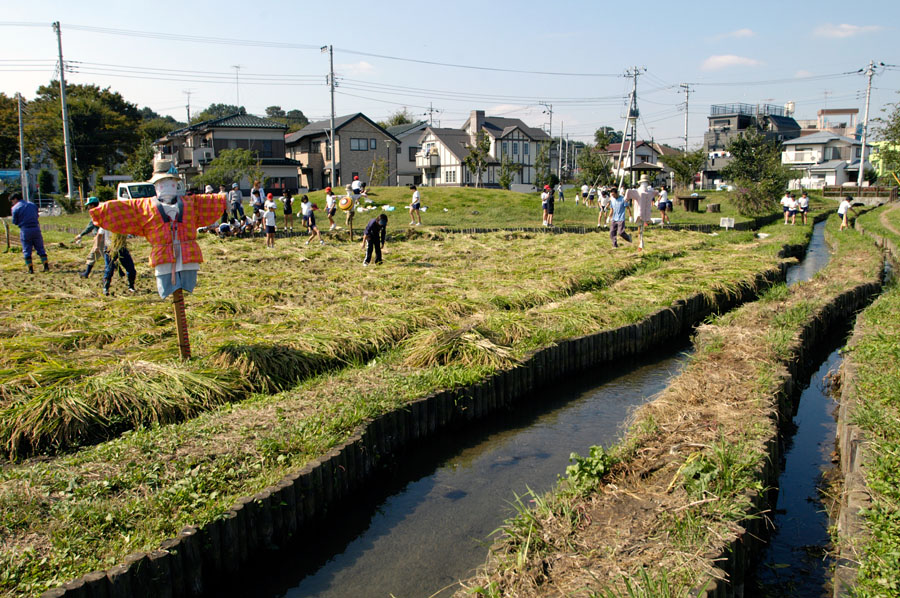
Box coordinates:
[10,193,49,273]
[361,214,387,265]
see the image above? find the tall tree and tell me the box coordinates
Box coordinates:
[463,132,491,188]
[576,144,613,186]
[875,96,900,183]
[721,131,797,216]
[498,155,523,190]
[191,103,245,123]
[26,82,141,192]
[595,126,623,146]
[192,148,263,189]
[265,106,286,118]
[0,93,20,168]
[659,148,707,190]
[534,142,552,189]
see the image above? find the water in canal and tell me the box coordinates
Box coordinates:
[238,349,691,598]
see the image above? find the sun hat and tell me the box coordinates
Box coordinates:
[148,159,180,184]
[232,183,238,189]
[84,196,100,206]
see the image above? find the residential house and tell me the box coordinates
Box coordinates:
[869,141,899,181]
[796,108,860,138]
[702,103,800,186]
[284,113,400,190]
[154,113,301,193]
[387,121,429,186]
[416,110,551,187]
[781,131,873,188]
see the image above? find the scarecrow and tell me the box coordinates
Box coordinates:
[90,159,226,358]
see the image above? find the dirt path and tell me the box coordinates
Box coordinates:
[878,203,900,237]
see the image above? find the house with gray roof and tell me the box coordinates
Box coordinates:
[387,121,429,186]
[416,110,551,187]
[781,131,872,188]
[154,112,302,193]
[285,113,400,190]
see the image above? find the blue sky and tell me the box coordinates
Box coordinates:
[2,0,898,147]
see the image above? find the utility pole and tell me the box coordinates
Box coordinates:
[16,93,30,202]
[426,102,436,126]
[680,83,692,151]
[557,122,563,182]
[621,66,644,187]
[183,90,192,124]
[322,45,336,189]
[232,65,241,107]
[856,60,877,188]
[540,102,553,181]
[52,22,76,200]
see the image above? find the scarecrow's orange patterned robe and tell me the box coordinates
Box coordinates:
[90,194,225,267]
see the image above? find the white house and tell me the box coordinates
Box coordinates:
[781,131,873,188]
[387,121,429,186]
[416,110,551,187]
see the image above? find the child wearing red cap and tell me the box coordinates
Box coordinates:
[541,185,554,227]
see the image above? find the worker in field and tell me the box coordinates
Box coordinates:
[75,196,103,278]
[9,192,49,273]
[362,213,387,266]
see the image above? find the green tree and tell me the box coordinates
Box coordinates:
[265,106,286,118]
[264,107,308,132]
[139,117,178,142]
[192,103,244,123]
[0,93,19,168]
[378,108,415,129]
[534,142,552,189]
[875,96,900,184]
[38,169,55,194]
[659,148,706,190]
[498,155,523,190]
[368,156,389,186]
[721,131,797,216]
[576,144,612,186]
[463,132,491,188]
[594,126,623,147]
[26,82,142,193]
[125,139,156,182]
[192,148,262,189]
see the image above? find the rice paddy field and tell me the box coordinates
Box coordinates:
[0,189,824,597]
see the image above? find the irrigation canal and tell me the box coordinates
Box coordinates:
[232,221,832,598]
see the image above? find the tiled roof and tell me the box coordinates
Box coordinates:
[427,128,472,161]
[285,113,400,144]
[387,121,428,137]
[165,113,286,137]
[783,131,859,145]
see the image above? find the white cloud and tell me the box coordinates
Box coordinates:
[713,28,755,39]
[336,61,374,75]
[795,70,814,78]
[701,54,762,71]
[814,23,882,38]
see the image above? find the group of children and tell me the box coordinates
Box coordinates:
[779,190,811,225]
[543,182,673,230]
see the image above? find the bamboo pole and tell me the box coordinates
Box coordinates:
[172,288,191,360]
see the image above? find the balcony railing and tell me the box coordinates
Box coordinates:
[782,150,822,164]
[415,153,439,168]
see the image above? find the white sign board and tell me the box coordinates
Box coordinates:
[720,217,735,230]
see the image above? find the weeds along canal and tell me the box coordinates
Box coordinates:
[229,221,832,598]
[230,349,692,598]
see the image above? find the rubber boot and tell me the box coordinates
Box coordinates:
[26,258,33,274]
[80,263,94,278]
[41,258,50,272]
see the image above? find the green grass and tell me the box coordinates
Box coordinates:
[843,283,900,598]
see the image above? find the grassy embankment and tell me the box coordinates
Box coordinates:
[461,215,884,597]
[842,202,900,598]
[0,210,816,597]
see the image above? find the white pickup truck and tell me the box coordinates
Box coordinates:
[116,180,185,200]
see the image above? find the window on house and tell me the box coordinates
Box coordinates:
[513,142,518,154]
[409,146,418,161]
[350,138,368,151]
[524,143,529,155]
[227,139,238,149]
[261,140,273,158]
[370,138,377,150]
[502,142,508,155]
[325,143,331,160]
